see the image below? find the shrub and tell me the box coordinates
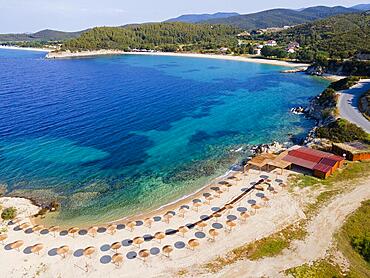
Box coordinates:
[329,76,360,91]
[316,88,336,106]
[1,207,17,220]
[316,119,369,143]
[351,235,370,263]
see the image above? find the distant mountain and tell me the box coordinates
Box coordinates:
[165,12,240,23]
[202,6,359,30]
[351,3,370,11]
[0,29,87,42]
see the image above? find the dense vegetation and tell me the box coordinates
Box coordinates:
[359,90,370,119]
[329,76,361,91]
[1,207,17,220]
[203,6,358,30]
[316,119,369,143]
[62,23,240,52]
[267,13,370,61]
[166,12,239,23]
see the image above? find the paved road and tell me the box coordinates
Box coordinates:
[338,79,370,133]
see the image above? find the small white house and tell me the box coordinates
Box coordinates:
[265,40,277,47]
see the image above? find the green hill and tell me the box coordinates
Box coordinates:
[269,12,370,60]
[165,12,240,23]
[61,22,240,52]
[203,6,359,30]
[0,29,86,42]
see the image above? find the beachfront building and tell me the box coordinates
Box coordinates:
[332,142,370,161]
[282,146,344,179]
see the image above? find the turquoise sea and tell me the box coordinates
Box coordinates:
[0,49,329,225]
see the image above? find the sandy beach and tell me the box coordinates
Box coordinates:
[0,45,51,52]
[46,50,309,68]
[1,165,369,278]
[0,167,298,277]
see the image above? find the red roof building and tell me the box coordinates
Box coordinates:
[282,147,344,179]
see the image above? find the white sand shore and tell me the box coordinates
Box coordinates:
[46,50,309,68]
[0,45,51,52]
[0,168,302,278]
[1,167,368,277]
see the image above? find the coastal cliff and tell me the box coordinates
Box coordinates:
[306,60,370,77]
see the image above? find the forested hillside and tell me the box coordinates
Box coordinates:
[62,23,240,52]
[0,29,85,42]
[203,6,358,30]
[267,12,370,60]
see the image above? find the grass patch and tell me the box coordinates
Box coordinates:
[285,260,344,278]
[335,200,370,278]
[203,222,307,273]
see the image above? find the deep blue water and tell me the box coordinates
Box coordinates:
[0,49,329,225]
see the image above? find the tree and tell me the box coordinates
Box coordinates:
[1,207,17,221]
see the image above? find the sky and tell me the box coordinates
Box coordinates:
[0,0,366,33]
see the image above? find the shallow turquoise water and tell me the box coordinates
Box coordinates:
[0,49,329,225]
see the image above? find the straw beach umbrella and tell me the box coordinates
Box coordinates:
[192,202,202,212]
[188,239,200,251]
[213,213,222,222]
[68,227,79,238]
[49,226,60,238]
[19,222,30,230]
[251,204,261,214]
[57,245,70,258]
[223,183,233,192]
[88,226,98,238]
[208,229,219,241]
[144,218,153,228]
[215,189,223,198]
[139,249,150,262]
[0,234,8,245]
[279,182,288,189]
[179,207,188,218]
[162,245,173,258]
[154,232,166,243]
[32,225,44,235]
[83,246,96,259]
[205,196,214,205]
[225,204,234,215]
[262,196,270,207]
[196,221,207,231]
[127,221,136,232]
[133,236,144,248]
[10,240,24,251]
[31,243,44,255]
[163,212,173,224]
[112,253,124,267]
[226,220,237,232]
[239,211,250,223]
[111,242,122,253]
[178,226,189,237]
[107,224,117,235]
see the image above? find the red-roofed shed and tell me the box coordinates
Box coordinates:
[282,147,344,179]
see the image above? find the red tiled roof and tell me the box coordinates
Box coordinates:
[282,154,318,170]
[313,162,332,173]
[295,147,333,158]
[288,149,322,163]
[320,157,339,167]
[282,147,344,174]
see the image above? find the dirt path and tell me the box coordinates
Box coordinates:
[212,179,370,278]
